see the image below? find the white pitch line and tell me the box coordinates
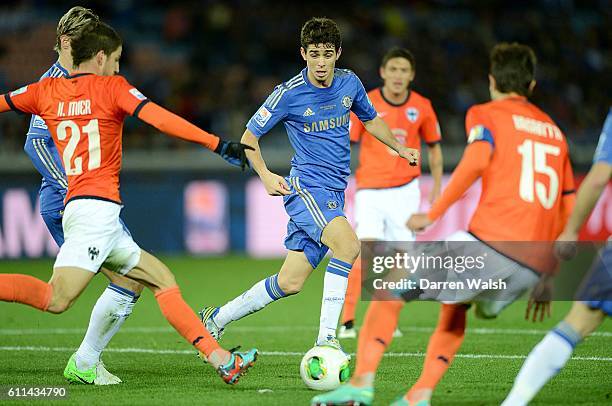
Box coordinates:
[0,346,611,362]
[0,325,610,337]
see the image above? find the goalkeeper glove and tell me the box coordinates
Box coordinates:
[214,140,254,171]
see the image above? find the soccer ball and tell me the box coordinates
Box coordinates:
[300,345,351,391]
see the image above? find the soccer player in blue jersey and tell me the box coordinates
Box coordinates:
[200,17,419,351]
[503,109,612,405]
[23,7,144,385]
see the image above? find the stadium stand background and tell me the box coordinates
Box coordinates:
[0,0,608,170]
[0,1,610,258]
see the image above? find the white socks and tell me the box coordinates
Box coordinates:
[75,284,139,370]
[318,258,352,342]
[502,321,581,405]
[213,257,353,344]
[214,273,287,329]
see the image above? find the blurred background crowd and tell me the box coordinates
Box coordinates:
[0,0,609,164]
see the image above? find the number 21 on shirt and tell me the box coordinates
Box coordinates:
[57,119,101,176]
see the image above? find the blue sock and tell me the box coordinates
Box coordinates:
[264,274,287,300]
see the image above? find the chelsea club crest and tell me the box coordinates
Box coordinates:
[327,200,338,210]
[342,96,353,109]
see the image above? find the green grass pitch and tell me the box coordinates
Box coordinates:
[0,256,610,405]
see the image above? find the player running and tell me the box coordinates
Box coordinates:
[23,6,146,385]
[312,42,576,405]
[200,18,419,353]
[502,109,612,406]
[339,47,443,339]
[0,20,257,385]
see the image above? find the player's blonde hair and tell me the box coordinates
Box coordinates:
[55,6,99,53]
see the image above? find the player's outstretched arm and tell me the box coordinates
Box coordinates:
[137,102,219,149]
[23,137,68,195]
[559,162,611,240]
[137,102,252,170]
[0,96,11,113]
[427,143,444,203]
[558,112,611,244]
[0,82,44,116]
[407,141,492,231]
[428,142,491,220]
[363,116,419,166]
[241,129,290,196]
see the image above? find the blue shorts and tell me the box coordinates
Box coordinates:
[578,243,612,316]
[38,179,67,246]
[42,208,65,246]
[283,176,345,268]
[39,182,66,215]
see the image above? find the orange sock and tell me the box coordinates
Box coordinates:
[342,257,361,325]
[155,286,220,357]
[354,300,403,376]
[407,304,467,399]
[0,274,53,311]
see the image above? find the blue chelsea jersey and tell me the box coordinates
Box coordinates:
[593,108,612,165]
[247,68,377,191]
[26,62,68,139]
[23,62,69,213]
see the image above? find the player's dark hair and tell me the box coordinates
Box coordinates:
[381,48,415,71]
[490,42,537,96]
[70,21,122,68]
[55,6,99,53]
[300,17,342,51]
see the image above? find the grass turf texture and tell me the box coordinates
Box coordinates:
[0,256,610,405]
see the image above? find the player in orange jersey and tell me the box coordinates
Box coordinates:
[339,48,443,339]
[25,6,143,385]
[0,21,257,385]
[312,43,575,406]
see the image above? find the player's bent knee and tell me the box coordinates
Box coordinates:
[348,239,361,260]
[46,283,76,314]
[279,269,311,294]
[46,293,73,314]
[105,271,145,295]
[474,304,499,320]
[322,218,360,261]
[334,239,360,263]
[157,271,177,290]
[47,302,70,314]
[46,267,93,314]
[148,260,177,289]
[565,302,605,338]
[277,272,306,294]
[326,237,360,261]
[278,279,303,295]
[122,278,145,295]
[141,267,176,291]
[128,250,177,291]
